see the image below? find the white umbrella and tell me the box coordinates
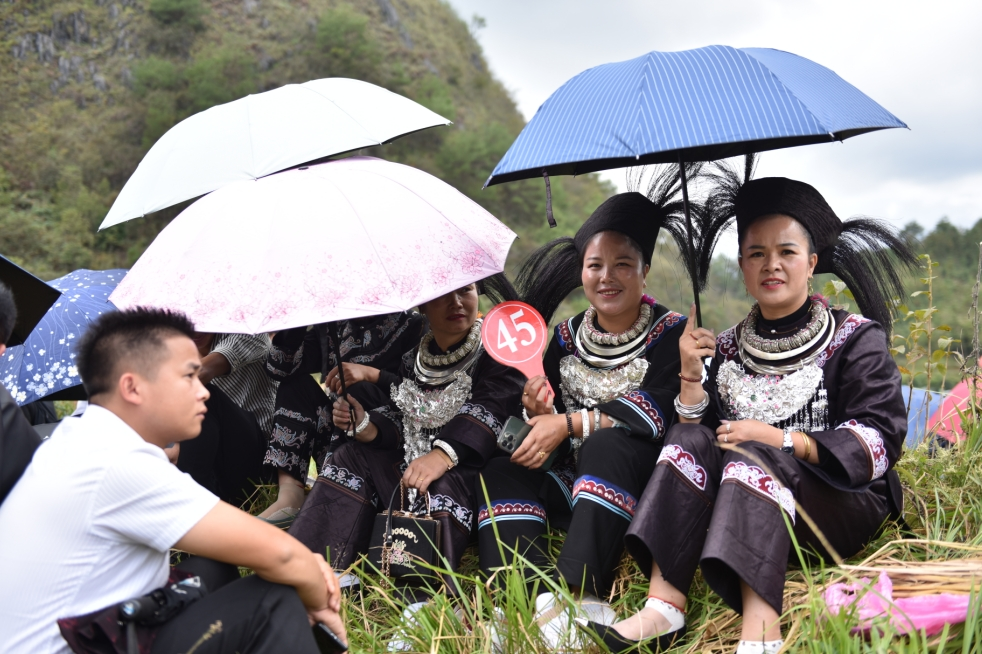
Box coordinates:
[109,157,516,334]
[99,78,450,229]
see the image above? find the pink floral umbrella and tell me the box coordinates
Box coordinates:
[110,157,516,334]
[927,357,982,443]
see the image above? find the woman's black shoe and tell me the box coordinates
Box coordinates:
[574,618,686,653]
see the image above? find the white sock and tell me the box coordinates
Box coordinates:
[735,639,784,654]
[644,597,686,632]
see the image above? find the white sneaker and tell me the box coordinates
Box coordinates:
[534,592,616,651]
[387,601,427,652]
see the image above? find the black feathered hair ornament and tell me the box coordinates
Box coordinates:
[731,175,918,333]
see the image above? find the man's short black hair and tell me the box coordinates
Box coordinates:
[76,307,196,397]
[0,281,17,346]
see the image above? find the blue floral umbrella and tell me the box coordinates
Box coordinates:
[0,269,125,405]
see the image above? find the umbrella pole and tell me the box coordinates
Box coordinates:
[678,155,702,327]
[331,322,354,434]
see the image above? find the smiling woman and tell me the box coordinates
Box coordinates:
[607,177,919,654]
[475,190,689,649]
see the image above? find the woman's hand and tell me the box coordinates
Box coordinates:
[680,303,716,380]
[403,450,451,494]
[511,413,568,469]
[715,420,783,449]
[522,375,554,417]
[325,363,380,394]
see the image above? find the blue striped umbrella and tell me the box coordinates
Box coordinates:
[486,45,906,324]
[487,45,906,185]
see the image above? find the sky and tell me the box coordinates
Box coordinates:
[445,0,982,236]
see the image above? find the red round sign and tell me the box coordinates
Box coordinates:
[481,301,549,382]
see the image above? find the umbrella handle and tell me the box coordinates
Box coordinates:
[543,171,557,228]
[331,322,355,434]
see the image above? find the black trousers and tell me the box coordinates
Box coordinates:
[151,558,320,654]
[624,423,890,615]
[177,385,269,507]
[477,427,662,597]
[263,374,335,484]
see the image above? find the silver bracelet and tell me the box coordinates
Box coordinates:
[432,439,458,468]
[674,391,710,420]
[593,408,601,432]
[354,412,371,434]
[580,408,591,439]
[522,406,530,422]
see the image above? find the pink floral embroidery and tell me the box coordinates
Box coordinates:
[477,501,547,529]
[721,461,795,523]
[837,419,889,480]
[657,444,707,490]
[572,475,638,519]
[717,326,739,361]
[557,319,576,353]
[815,314,870,368]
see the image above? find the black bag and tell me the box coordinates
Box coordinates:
[367,482,442,582]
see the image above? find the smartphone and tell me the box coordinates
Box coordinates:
[497,416,559,470]
[313,622,348,654]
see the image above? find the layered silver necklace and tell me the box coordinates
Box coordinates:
[718,299,832,430]
[561,302,655,411]
[393,319,483,468]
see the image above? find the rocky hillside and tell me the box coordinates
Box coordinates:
[0,0,614,280]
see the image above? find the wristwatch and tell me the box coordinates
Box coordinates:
[781,428,796,455]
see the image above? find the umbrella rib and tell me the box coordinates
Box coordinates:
[354,165,507,266]
[299,84,385,146]
[244,95,258,178]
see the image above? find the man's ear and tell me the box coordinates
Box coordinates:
[117,372,144,406]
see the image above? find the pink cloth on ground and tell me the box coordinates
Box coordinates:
[824,571,972,636]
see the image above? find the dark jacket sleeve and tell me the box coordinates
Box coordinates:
[1,386,41,504]
[804,321,906,489]
[599,313,685,441]
[543,326,568,414]
[266,326,322,381]
[438,355,526,467]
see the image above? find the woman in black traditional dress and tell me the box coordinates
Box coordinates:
[476,190,687,649]
[581,176,915,653]
[259,313,425,524]
[288,276,524,595]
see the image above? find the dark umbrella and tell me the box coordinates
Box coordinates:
[484,45,907,325]
[0,269,125,405]
[0,255,61,347]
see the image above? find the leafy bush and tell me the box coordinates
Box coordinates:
[184,49,257,114]
[132,57,182,97]
[148,0,206,30]
[314,7,384,82]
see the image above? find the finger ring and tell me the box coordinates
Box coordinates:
[523,392,528,397]
[724,434,729,443]
[726,423,731,434]
[537,451,546,459]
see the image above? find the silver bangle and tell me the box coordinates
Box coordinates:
[432,439,458,468]
[580,408,591,439]
[593,407,601,432]
[522,406,530,421]
[674,391,710,420]
[354,412,371,434]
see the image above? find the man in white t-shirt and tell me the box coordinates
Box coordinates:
[0,308,346,654]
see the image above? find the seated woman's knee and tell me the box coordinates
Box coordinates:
[663,422,717,455]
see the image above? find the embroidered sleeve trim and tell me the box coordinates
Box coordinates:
[615,390,665,439]
[657,444,707,491]
[721,461,796,524]
[572,474,638,521]
[458,402,503,435]
[321,463,365,492]
[836,419,889,480]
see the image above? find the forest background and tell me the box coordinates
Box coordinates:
[1,0,978,385]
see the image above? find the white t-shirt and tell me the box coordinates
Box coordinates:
[0,405,219,654]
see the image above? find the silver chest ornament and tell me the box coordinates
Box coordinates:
[717,359,824,425]
[391,370,472,467]
[559,355,649,410]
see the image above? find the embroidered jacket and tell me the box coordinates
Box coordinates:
[708,309,906,494]
[547,301,686,443]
